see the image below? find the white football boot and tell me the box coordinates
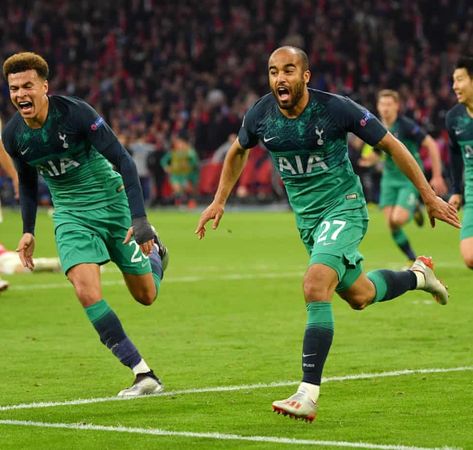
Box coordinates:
[409,256,448,305]
[272,390,317,422]
[117,371,164,397]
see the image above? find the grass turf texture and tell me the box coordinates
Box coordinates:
[0,206,471,449]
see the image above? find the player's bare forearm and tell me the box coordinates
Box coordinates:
[423,135,448,195]
[423,135,443,179]
[213,138,249,205]
[195,138,249,239]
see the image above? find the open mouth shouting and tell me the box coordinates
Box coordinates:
[276,86,291,103]
[17,100,34,114]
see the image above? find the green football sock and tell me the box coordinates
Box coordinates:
[302,301,334,385]
[392,229,416,261]
[367,270,417,302]
[85,299,142,369]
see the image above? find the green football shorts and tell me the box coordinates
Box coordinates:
[379,180,418,215]
[53,195,152,275]
[298,206,369,292]
[461,203,473,240]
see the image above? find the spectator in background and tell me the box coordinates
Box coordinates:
[146,136,169,206]
[161,132,199,207]
[235,144,275,203]
[1,0,472,203]
[211,133,237,164]
[129,134,155,205]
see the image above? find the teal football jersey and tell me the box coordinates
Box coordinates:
[446,103,473,202]
[2,95,123,212]
[238,89,387,227]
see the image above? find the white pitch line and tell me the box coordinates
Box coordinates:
[1,366,472,412]
[9,271,303,291]
[0,420,459,450]
[7,259,468,291]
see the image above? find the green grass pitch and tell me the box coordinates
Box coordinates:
[0,206,471,449]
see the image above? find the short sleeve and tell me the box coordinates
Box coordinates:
[237,105,260,149]
[329,96,387,146]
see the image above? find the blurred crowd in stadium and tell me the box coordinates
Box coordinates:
[1,0,472,207]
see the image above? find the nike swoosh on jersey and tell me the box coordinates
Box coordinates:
[263,136,277,143]
[20,147,30,155]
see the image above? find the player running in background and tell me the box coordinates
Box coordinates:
[361,90,448,264]
[2,52,169,396]
[195,46,460,422]
[447,55,473,269]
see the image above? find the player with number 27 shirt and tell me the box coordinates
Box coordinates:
[196,46,459,422]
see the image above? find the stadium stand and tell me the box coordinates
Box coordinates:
[1,0,472,205]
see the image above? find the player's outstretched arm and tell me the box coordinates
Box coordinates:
[376,132,460,229]
[195,138,249,239]
[422,134,448,196]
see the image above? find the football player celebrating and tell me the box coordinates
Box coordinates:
[196,46,459,422]
[446,55,473,269]
[2,52,169,396]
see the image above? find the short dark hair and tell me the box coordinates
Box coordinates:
[456,56,473,78]
[3,52,49,80]
[270,46,309,71]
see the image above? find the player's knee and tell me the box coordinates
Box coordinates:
[348,296,370,310]
[133,287,157,306]
[72,283,101,306]
[303,278,330,301]
[340,292,370,310]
